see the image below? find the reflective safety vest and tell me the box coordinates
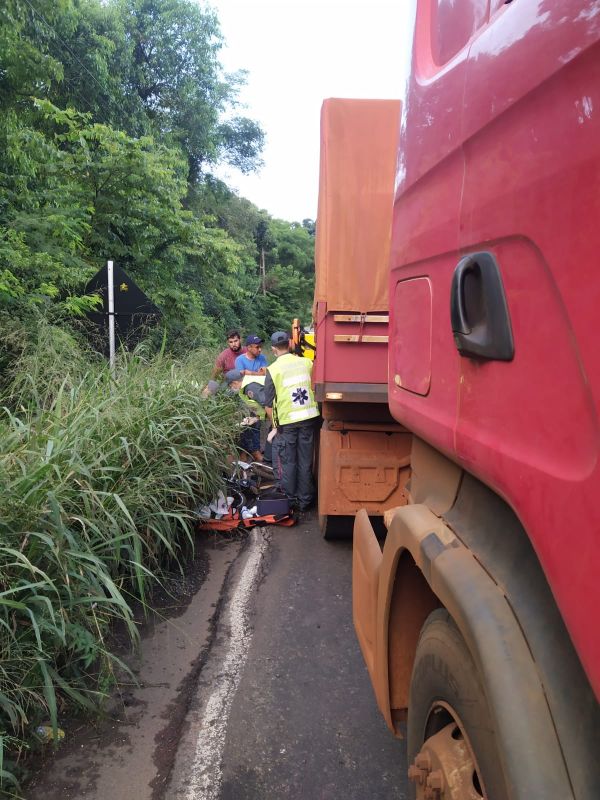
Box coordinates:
[267,353,319,426]
[241,375,266,419]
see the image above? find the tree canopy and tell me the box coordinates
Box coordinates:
[0,0,315,363]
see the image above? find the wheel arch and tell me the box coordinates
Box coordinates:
[365,500,574,798]
[354,437,600,796]
[443,472,600,799]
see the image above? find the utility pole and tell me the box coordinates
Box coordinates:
[260,247,266,295]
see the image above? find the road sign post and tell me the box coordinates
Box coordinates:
[107,260,116,375]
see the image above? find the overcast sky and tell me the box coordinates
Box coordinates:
[209,0,413,223]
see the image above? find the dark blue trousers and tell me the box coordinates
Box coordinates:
[273,421,315,509]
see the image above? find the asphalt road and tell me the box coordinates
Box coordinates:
[167,514,408,800]
[27,514,408,799]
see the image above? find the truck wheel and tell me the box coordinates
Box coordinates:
[407,609,508,800]
[319,514,353,540]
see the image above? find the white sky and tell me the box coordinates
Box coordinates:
[208,0,413,223]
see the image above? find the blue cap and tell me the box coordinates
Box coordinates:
[245,335,263,345]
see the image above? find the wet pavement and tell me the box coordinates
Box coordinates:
[27,515,408,800]
[167,515,408,800]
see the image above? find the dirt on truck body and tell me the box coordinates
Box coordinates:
[312,98,405,540]
[330,1,600,799]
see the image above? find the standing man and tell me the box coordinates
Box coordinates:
[212,330,246,380]
[235,335,267,376]
[264,331,320,510]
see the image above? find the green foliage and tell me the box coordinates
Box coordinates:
[0,3,316,789]
[0,320,241,791]
[257,220,316,330]
[0,1,64,107]
[0,0,315,355]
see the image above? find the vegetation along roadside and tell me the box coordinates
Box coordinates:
[0,319,243,794]
[0,0,316,792]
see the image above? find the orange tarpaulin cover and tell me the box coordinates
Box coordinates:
[314,98,400,313]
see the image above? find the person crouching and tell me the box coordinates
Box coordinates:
[224,369,263,462]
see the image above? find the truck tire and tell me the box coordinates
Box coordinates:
[319,513,353,541]
[407,609,508,800]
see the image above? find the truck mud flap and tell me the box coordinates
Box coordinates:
[352,509,382,691]
[319,423,411,516]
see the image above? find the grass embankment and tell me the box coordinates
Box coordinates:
[0,324,239,793]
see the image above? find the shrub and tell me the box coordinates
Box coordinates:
[0,326,239,790]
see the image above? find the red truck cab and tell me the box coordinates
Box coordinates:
[352,2,600,798]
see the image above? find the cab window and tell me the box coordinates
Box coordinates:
[431,0,488,64]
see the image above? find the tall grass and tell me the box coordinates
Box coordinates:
[0,322,239,792]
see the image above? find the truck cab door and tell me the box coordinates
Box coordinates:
[388,1,488,452]
[454,0,600,700]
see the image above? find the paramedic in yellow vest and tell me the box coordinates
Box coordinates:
[225,372,272,462]
[264,331,320,510]
[240,374,274,462]
[224,369,263,461]
[240,374,266,419]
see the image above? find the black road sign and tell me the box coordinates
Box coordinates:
[85,263,162,352]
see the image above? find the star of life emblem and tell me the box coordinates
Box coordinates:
[291,387,309,405]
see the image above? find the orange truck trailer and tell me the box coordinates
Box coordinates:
[337,2,600,800]
[312,98,407,539]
